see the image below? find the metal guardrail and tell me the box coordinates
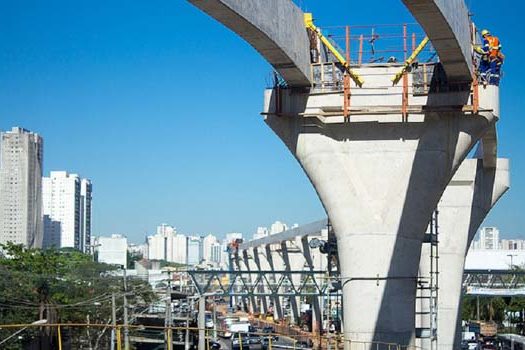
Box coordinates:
[0,323,426,350]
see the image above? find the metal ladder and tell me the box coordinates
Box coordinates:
[416,210,440,350]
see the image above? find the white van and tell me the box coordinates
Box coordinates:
[224,322,250,338]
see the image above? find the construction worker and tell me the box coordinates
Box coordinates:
[475,29,504,86]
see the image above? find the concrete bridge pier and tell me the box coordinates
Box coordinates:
[243,248,262,314]
[266,244,285,321]
[263,83,499,349]
[234,253,251,313]
[281,241,305,326]
[418,158,509,350]
[252,247,271,315]
[299,236,324,333]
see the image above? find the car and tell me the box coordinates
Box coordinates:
[231,333,250,350]
[210,341,221,350]
[205,312,214,329]
[246,333,262,345]
[261,326,274,334]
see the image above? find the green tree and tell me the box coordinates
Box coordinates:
[0,243,157,349]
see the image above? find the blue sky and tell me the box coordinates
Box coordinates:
[0,1,522,243]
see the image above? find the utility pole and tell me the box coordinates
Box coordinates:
[111,293,116,350]
[198,295,206,350]
[185,297,191,350]
[122,267,130,350]
[477,296,480,321]
[212,301,217,339]
[165,271,173,350]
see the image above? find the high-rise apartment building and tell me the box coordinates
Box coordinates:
[146,224,187,264]
[479,227,500,250]
[0,127,44,248]
[80,179,92,253]
[42,171,92,252]
[202,234,217,262]
[210,242,222,264]
[187,236,201,265]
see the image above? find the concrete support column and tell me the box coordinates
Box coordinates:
[267,244,285,321]
[253,247,270,315]
[243,249,260,314]
[300,236,323,333]
[234,253,250,313]
[418,158,509,350]
[281,241,304,326]
[264,82,498,349]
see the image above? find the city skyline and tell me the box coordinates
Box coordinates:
[1,0,522,243]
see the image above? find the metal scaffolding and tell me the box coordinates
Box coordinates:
[416,210,440,350]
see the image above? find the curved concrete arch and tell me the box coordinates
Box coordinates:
[188,0,474,85]
[402,0,473,82]
[187,0,311,87]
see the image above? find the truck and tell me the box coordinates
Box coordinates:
[468,321,498,337]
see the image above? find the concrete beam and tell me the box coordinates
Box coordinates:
[417,158,509,350]
[402,0,473,82]
[240,219,327,250]
[187,0,311,87]
[263,66,499,348]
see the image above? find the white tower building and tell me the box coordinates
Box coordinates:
[42,171,92,251]
[80,179,92,253]
[202,234,217,262]
[146,224,187,264]
[479,227,500,250]
[0,127,44,248]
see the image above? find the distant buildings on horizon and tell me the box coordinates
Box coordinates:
[94,220,297,270]
[0,126,92,252]
[470,226,525,251]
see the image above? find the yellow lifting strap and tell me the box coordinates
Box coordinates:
[391,36,430,85]
[304,13,364,88]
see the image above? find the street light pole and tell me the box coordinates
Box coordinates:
[199,295,206,350]
[186,292,220,350]
[0,319,47,346]
[111,293,117,350]
[164,270,173,350]
[122,267,130,350]
[185,297,191,350]
[508,254,517,268]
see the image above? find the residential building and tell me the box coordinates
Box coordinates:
[146,224,187,264]
[80,179,92,253]
[210,242,222,264]
[270,221,288,235]
[187,236,201,265]
[0,127,44,248]
[202,234,217,262]
[253,227,269,240]
[225,232,243,243]
[42,171,92,251]
[500,239,525,250]
[96,234,128,267]
[477,227,500,250]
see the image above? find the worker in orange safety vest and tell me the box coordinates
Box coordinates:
[475,29,504,86]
